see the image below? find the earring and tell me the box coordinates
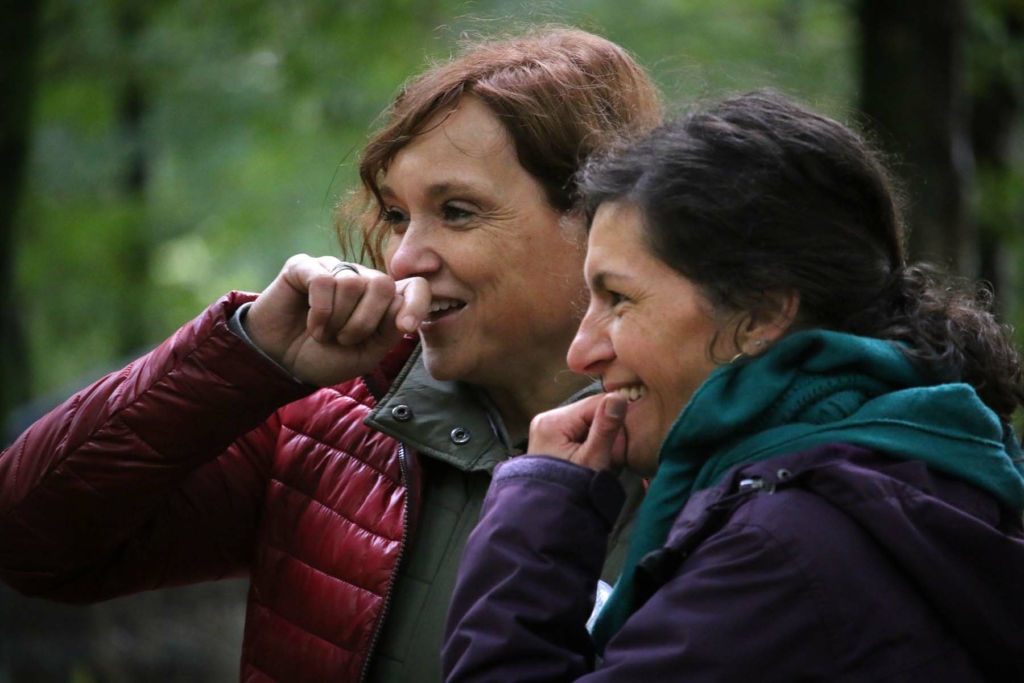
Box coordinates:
[754,338,770,347]
[729,351,746,364]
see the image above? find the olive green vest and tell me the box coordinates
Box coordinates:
[363,345,643,682]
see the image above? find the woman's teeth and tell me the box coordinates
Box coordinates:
[616,385,647,402]
[429,299,466,314]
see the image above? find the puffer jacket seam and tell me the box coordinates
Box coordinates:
[55,457,109,499]
[328,383,378,410]
[280,426,400,487]
[9,436,26,507]
[264,481,399,548]
[71,320,240,456]
[6,318,241,520]
[0,411,167,530]
[250,597,365,654]
[8,391,83,521]
[263,541,385,598]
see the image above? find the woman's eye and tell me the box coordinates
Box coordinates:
[381,208,409,231]
[609,291,630,307]
[442,203,475,223]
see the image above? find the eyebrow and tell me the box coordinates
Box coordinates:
[590,271,633,291]
[378,181,485,201]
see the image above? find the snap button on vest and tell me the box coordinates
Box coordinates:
[450,427,471,444]
[391,405,413,421]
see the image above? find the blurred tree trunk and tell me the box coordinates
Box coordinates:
[0,0,40,422]
[0,0,41,655]
[116,3,151,356]
[972,9,1022,320]
[0,0,38,428]
[858,0,976,275]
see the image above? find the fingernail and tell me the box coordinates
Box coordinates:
[605,396,626,418]
[399,315,416,332]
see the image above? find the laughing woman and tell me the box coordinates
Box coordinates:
[0,28,660,683]
[443,91,1024,682]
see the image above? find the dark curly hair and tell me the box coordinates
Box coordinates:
[579,90,1023,424]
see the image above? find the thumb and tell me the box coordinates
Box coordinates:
[576,394,627,470]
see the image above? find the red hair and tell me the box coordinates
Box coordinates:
[337,26,661,267]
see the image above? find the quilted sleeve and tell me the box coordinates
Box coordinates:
[0,291,314,602]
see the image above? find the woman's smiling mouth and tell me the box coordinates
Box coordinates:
[609,383,647,402]
[426,298,467,322]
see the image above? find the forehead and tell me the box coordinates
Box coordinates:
[383,96,519,193]
[586,202,647,267]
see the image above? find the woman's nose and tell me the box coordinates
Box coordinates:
[386,223,443,280]
[567,310,614,375]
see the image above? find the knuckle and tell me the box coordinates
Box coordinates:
[334,275,367,299]
[310,300,333,315]
[308,276,336,300]
[284,253,311,270]
[364,273,396,299]
[531,412,557,431]
[310,269,333,284]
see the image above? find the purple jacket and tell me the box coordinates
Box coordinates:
[442,443,1024,681]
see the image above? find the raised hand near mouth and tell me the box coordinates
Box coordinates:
[527,392,629,472]
[244,254,431,386]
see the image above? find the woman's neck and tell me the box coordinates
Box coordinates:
[485,371,594,446]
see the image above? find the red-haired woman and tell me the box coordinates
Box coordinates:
[0,28,661,683]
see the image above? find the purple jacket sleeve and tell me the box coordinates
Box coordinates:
[442,455,626,681]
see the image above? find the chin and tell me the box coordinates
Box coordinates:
[623,429,660,478]
[628,454,659,479]
[420,347,468,383]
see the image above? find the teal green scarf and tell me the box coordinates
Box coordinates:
[591,329,1024,652]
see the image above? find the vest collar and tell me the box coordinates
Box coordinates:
[365,344,598,473]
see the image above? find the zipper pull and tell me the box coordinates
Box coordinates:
[738,476,775,494]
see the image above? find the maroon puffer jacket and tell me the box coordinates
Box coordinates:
[0,291,422,682]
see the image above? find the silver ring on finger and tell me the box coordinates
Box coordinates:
[330,262,360,276]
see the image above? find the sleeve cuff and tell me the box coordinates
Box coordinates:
[227,302,306,385]
[495,456,626,527]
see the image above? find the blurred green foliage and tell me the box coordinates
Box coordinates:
[3,6,1022,679]
[11,0,1022,416]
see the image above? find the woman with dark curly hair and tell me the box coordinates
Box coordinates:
[443,91,1024,682]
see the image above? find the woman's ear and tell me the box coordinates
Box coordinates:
[739,288,801,355]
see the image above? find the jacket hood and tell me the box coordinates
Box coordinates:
[670,329,1024,509]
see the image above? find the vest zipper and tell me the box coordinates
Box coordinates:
[358,443,413,683]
